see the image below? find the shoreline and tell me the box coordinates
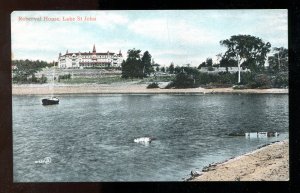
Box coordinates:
[12,84,288,95]
[187,139,289,181]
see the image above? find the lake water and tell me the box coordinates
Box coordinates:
[12,94,289,182]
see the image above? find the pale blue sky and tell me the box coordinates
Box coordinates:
[11,10,287,66]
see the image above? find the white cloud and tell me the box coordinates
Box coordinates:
[11,22,87,60]
[151,49,186,57]
[128,19,169,41]
[239,10,288,48]
[128,18,221,46]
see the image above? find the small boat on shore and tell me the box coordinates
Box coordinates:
[42,97,59,105]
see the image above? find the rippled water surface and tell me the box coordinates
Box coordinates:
[13,94,289,181]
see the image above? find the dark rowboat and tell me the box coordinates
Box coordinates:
[42,65,60,105]
[42,97,59,105]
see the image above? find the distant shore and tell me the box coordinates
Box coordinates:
[188,139,289,181]
[12,83,288,95]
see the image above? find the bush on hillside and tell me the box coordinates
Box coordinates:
[172,72,197,88]
[13,74,47,84]
[247,74,272,89]
[58,73,71,80]
[272,72,288,88]
[147,82,160,89]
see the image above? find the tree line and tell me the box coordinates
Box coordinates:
[140,34,287,89]
[12,34,288,89]
[12,59,54,83]
[122,35,287,81]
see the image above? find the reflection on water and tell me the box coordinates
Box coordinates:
[13,94,288,181]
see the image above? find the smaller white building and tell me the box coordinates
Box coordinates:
[58,45,123,68]
[199,67,250,73]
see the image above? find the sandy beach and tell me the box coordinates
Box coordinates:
[12,83,288,95]
[188,140,289,181]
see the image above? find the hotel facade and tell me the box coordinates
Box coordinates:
[58,45,123,68]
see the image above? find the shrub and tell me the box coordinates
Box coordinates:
[58,73,71,80]
[13,75,27,83]
[217,72,236,84]
[164,81,175,89]
[239,72,255,85]
[247,74,272,89]
[272,72,288,88]
[172,72,197,88]
[13,74,48,84]
[147,82,160,89]
[198,73,220,85]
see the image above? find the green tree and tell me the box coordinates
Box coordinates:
[182,67,200,77]
[206,58,213,67]
[156,66,160,72]
[141,51,153,76]
[121,60,128,78]
[268,47,288,73]
[198,61,206,69]
[161,66,166,73]
[121,49,144,78]
[169,62,175,74]
[173,72,195,88]
[172,67,200,88]
[174,66,182,74]
[220,35,271,83]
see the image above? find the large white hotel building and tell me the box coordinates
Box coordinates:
[58,45,123,68]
